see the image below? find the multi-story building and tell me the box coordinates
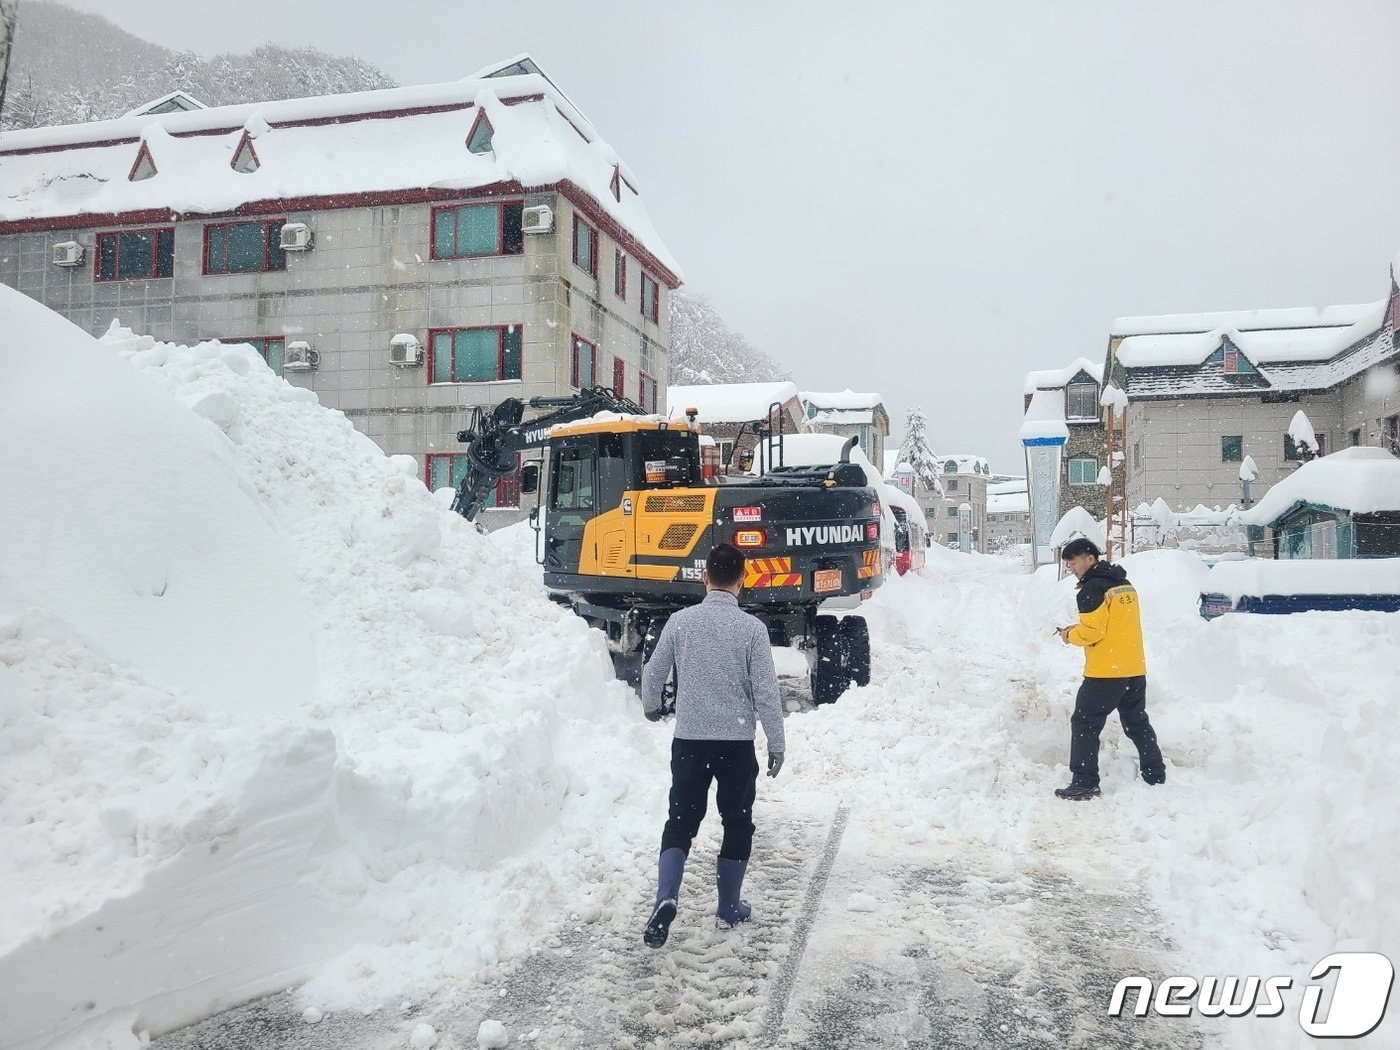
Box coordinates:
[1022,358,1111,520]
[800,390,890,467]
[665,381,804,473]
[1105,264,1400,515]
[985,478,1031,551]
[931,454,991,552]
[0,55,681,521]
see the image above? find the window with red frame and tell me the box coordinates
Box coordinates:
[425,452,519,508]
[204,220,286,274]
[640,273,659,323]
[431,201,524,259]
[572,215,598,277]
[428,326,522,383]
[96,228,174,281]
[613,356,625,394]
[614,249,627,300]
[639,372,658,413]
[223,336,286,375]
[572,335,597,389]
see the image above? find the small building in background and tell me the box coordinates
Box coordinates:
[1239,447,1400,559]
[931,454,991,553]
[800,390,890,467]
[985,478,1031,552]
[666,381,803,474]
[1023,357,1109,520]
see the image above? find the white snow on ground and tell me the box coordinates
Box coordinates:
[3,289,1398,1048]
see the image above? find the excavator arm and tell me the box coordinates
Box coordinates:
[449,386,647,520]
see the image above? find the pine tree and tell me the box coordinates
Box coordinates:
[896,407,942,496]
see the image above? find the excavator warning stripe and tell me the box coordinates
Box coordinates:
[856,548,880,579]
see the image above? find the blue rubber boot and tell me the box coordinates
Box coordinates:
[643,847,686,948]
[715,857,752,930]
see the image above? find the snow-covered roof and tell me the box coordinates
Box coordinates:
[935,453,992,476]
[1022,357,1104,394]
[1115,302,1387,369]
[1110,303,1378,338]
[1239,447,1400,525]
[666,381,799,423]
[1201,558,1400,600]
[1018,389,1069,444]
[0,54,680,283]
[800,389,885,412]
[122,90,208,118]
[987,490,1029,515]
[988,478,1027,495]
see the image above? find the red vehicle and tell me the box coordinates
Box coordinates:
[890,503,928,576]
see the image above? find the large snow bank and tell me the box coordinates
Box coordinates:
[0,287,655,1048]
[1239,446,1400,525]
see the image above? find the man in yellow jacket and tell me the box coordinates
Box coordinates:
[1055,538,1166,800]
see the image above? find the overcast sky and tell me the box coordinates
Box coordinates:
[51,0,1400,470]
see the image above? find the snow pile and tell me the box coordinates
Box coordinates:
[1287,409,1318,456]
[666,381,799,423]
[1240,446,1400,525]
[1200,558,1400,600]
[0,287,656,1048]
[1048,506,1105,550]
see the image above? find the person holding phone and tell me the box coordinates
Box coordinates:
[1054,538,1166,800]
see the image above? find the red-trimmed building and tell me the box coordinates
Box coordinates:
[0,54,682,518]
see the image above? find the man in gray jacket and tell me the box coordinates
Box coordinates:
[641,542,786,948]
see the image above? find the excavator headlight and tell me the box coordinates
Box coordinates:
[734,529,766,548]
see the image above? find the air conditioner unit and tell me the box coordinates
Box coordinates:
[283,340,318,371]
[52,241,84,267]
[521,205,553,234]
[389,333,422,367]
[279,222,314,251]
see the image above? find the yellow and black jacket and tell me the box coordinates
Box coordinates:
[1067,561,1146,678]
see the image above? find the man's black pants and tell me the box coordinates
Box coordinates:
[1070,675,1166,788]
[660,738,759,861]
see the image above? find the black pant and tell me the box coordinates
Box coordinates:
[660,738,759,861]
[1069,676,1166,787]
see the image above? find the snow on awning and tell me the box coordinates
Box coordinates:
[1019,389,1068,445]
[1239,447,1400,526]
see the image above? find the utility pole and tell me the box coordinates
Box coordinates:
[0,0,17,123]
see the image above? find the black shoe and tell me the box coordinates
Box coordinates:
[1142,772,1166,786]
[1054,783,1102,801]
[643,899,677,948]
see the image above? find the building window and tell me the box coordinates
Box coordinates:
[572,215,598,277]
[1284,435,1300,461]
[719,439,735,466]
[947,506,958,518]
[612,355,625,394]
[95,228,174,281]
[614,249,627,300]
[1388,415,1400,456]
[428,326,522,383]
[466,110,494,155]
[944,460,958,473]
[1068,457,1098,485]
[1066,382,1098,420]
[204,220,286,274]
[947,479,958,491]
[431,202,524,259]
[1349,428,1361,447]
[639,371,658,413]
[1221,435,1243,462]
[946,533,958,544]
[640,273,660,323]
[224,336,286,375]
[1133,441,1141,471]
[425,452,519,508]
[572,335,597,389]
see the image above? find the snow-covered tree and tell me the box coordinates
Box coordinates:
[1288,410,1319,462]
[668,290,790,385]
[895,407,942,496]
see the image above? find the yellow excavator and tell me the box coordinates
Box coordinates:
[452,386,882,704]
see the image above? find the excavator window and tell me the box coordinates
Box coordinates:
[551,444,596,520]
[634,431,699,489]
[597,434,628,510]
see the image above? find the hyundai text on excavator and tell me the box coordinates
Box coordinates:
[450,386,882,705]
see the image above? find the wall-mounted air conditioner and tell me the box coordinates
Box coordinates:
[521,205,553,234]
[53,241,85,266]
[389,333,422,367]
[279,223,314,251]
[283,340,318,371]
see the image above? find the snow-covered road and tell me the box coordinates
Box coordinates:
[153,563,1212,1049]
